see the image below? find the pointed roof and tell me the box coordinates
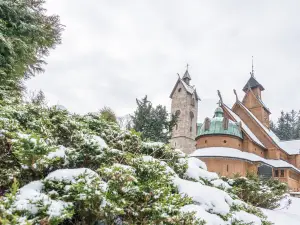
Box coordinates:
[182,69,191,80]
[242,76,265,92]
[169,78,200,100]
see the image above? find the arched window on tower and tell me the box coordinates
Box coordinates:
[175,110,181,117]
[191,97,195,106]
[190,111,194,121]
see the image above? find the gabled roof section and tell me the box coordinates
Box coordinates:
[243,76,265,92]
[222,104,266,149]
[237,102,300,155]
[169,78,200,100]
[182,69,191,80]
[278,140,300,155]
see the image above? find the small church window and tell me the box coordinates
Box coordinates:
[190,111,194,120]
[227,165,229,172]
[223,140,227,144]
[280,170,285,177]
[178,88,182,92]
[190,126,192,132]
[205,140,208,144]
[274,169,279,177]
[175,110,181,116]
[191,98,195,106]
[175,124,178,130]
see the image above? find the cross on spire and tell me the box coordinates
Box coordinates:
[186,63,189,71]
[250,56,255,77]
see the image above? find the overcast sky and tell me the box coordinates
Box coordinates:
[26,0,300,122]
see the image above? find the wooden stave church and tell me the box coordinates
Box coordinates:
[170,65,300,191]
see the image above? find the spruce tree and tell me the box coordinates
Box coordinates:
[276,111,286,140]
[0,0,63,102]
[131,96,177,143]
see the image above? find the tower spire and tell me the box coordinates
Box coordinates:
[250,56,254,77]
[182,64,191,84]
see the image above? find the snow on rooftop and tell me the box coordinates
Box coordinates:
[180,79,195,95]
[190,147,300,173]
[278,139,300,155]
[223,104,265,148]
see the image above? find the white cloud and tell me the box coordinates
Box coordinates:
[26,0,300,122]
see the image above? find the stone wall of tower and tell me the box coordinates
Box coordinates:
[170,80,198,154]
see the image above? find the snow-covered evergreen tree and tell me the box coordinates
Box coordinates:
[131,96,177,143]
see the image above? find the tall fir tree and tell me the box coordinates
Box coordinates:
[271,110,300,141]
[0,0,63,103]
[131,96,177,143]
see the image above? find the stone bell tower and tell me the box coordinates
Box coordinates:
[169,66,200,154]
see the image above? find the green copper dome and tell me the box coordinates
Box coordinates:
[196,107,243,139]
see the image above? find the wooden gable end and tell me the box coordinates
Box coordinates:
[242,90,271,128]
[232,103,285,159]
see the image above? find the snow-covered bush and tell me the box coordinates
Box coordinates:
[223,173,288,209]
[0,102,273,224]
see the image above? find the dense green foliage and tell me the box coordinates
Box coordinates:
[223,173,288,209]
[0,102,205,224]
[131,96,177,143]
[0,0,63,101]
[98,106,117,123]
[271,110,300,141]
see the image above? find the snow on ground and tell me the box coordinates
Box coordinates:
[181,204,226,225]
[276,196,300,216]
[174,177,232,216]
[185,157,218,181]
[262,208,300,225]
[231,210,262,225]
